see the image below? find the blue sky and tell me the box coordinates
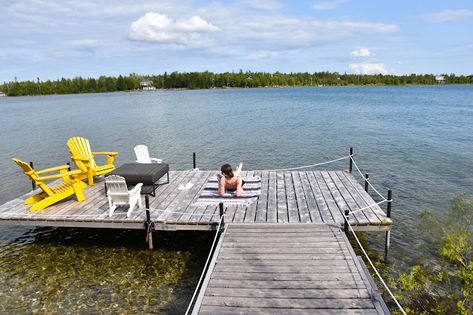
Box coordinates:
[1,0,472,82]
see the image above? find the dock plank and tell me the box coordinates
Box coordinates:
[254,171,268,222]
[266,171,277,223]
[292,171,310,223]
[285,172,300,223]
[276,173,288,223]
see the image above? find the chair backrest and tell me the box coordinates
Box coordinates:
[67,137,95,170]
[12,158,53,195]
[134,144,151,163]
[105,175,130,203]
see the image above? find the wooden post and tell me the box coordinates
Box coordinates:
[344,210,349,236]
[349,147,353,173]
[193,152,196,169]
[145,195,153,250]
[384,190,392,262]
[30,162,36,190]
[364,173,369,192]
[219,202,225,229]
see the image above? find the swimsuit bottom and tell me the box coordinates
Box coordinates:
[226,180,245,192]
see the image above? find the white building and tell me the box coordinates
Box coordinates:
[435,75,446,84]
[140,81,156,91]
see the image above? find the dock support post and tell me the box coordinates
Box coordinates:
[67,162,71,171]
[30,162,36,190]
[384,190,392,262]
[219,202,225,230]
[349,147,353,173]
[193,152,196,169]
[364,173,369,192]
[344,210,349,236]
[145,195,154,250]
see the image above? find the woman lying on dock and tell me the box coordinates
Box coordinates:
[218,162,244,197]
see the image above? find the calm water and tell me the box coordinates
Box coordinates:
[0,86,472,313]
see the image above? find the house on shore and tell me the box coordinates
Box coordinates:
[140,81,156,91]
[435,75,446,84]
[0,92,6,97]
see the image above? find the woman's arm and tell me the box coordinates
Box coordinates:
[218,176,226,196]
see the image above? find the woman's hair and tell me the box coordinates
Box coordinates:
[221,164,234,178]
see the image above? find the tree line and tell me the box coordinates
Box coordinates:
[1,71,472,96]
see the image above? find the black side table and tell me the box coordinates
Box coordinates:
[108,163,169,196]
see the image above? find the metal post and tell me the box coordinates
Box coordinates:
[384,190,392,262]
[344,210,349,236]
[193,152,196,169]
[67,162,71,171]
[145,195,153,250]
[349,147,353,173]
[29,162,36,190]
[219,202,225,229]
[364,173,369,192]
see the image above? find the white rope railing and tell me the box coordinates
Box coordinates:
[185,214,225,315]
[348,199,388,215]
[262,155,350,172]
[344,216,406,314]
[350,155,387,201]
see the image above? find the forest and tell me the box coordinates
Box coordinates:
[1,71,472,96]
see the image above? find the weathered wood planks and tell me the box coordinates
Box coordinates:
[192,223,388,315]
[0,170,392,231]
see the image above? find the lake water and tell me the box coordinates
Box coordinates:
[0,86,472,313]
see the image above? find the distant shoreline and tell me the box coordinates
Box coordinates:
[1,83,472,98]
[2,71,472,97]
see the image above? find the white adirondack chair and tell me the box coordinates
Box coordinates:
[134,144,162,164]
[105,175,143,218]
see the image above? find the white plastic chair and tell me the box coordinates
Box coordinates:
[105,175,143,217]
[134,144,162,164]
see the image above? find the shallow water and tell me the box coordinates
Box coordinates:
[0,86,472,312]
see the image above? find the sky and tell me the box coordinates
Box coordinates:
[1,0,473,82]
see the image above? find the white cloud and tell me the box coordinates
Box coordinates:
[350,62,388,74]
[67,39,99,47]
[312,0,349,10]
[243,0,284,10]
[174,16,218,32]
[235,18,398,50]
[350,48,372,57]
[424,9,473,23]
[247,50,281,59]
[129,12,218,45]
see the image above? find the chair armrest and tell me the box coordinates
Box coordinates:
[38,169,83,181]
[93,151,118,156]
[129,183,143,195]
[36,164,70,175]
[150,158,163,163]
[72,156,91,162]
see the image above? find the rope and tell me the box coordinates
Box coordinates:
[350,156,387,201]
[348,199,387,215]
[185,215,225,315]
[262,155,350,172]
[344,217,406,314]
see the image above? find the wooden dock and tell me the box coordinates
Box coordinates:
[0,168,396,312]
[0,170,391,231]
[192,223,389,314]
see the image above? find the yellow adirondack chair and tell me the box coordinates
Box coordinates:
[12,158,87,211]
[67,137,118,185]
